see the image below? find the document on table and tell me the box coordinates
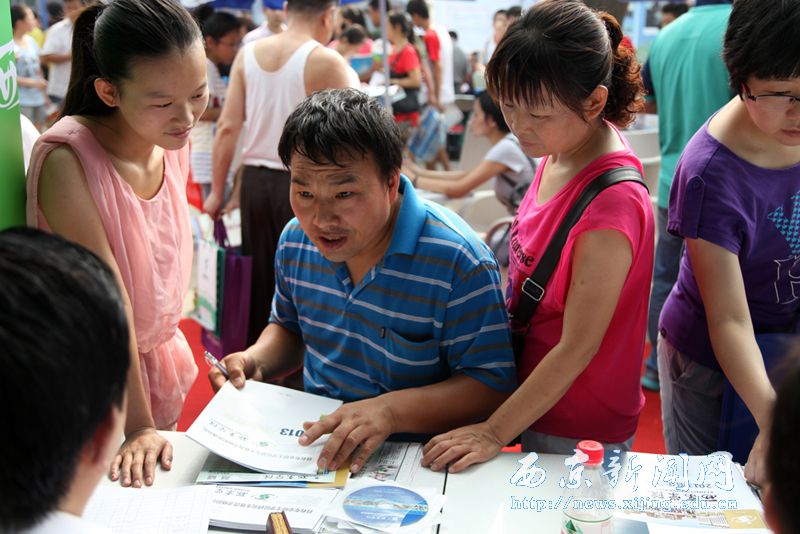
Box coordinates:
[84,485,212,533]
[209,485,339,532]
[186,380,343,474]
[196,452,351,488]
[614,452,767,530]
[352,442,424,486]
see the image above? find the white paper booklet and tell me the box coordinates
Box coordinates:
[613,452,767,530]
[84,485,212,534]
[209,485,339,532]
[352,443,424,485]
[187,380,343,475]
[196,452,339,486]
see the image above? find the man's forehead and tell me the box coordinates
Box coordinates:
[290,150,378,173]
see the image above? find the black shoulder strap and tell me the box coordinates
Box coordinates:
[510,166,647,327]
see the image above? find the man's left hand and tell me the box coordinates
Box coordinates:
[299,397,397,474]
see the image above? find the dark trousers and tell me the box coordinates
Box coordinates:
[240,165,294,345]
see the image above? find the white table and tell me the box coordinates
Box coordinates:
[439,452,568,533]
[439,451,768,534]
[101,436,767,534]
[102,432,446,533]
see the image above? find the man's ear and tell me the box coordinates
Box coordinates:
[583,85,609,121]
[323,5,337,32]
[388,169,401,199]
[82,402,126,472]
[94,78,119,109]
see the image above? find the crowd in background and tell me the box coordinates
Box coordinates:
[6,2,800,534]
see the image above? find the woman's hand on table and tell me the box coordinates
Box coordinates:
[422,421,504,473]
[744,430,770,486]
[109,428,172,488]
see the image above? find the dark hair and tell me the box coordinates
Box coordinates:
[341,6,367,28]
[287,0,338,15]
[45,1,63,25]
[62,0,202,118]
[279,88,403,184]
[477,91,509,133]
[768,358,800,534]
[405,0,429,20]
[341,24,368,46]
[506,5,523,19]
[661,3,689,17]
[388,11,416,44]
[723,0,800,96]
[449,30,458,41]
[200,10,243,40]
[10,4,29,29]
[486,0,643,127]
[0,228,129,531]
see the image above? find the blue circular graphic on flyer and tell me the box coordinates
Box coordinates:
[343,486,429,528]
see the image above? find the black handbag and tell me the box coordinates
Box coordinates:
[390,45,421,114]
[509,166,647,357]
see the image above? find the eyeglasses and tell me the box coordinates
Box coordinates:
[743,83,800,112]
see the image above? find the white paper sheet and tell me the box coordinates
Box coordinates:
[186,380,343,474]
[84,485,212,534]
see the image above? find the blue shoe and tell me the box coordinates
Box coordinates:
[641,367,660,392]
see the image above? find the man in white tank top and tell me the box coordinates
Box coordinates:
[204,0,356,356]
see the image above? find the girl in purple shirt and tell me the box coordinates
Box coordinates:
[658,0,800,488]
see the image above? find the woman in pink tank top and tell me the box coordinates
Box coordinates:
[26,0,207,489]
[423,1,654,471]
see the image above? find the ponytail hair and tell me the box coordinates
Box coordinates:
[486,0,643,128]
[62,0,202,118]
[598,12,644,126]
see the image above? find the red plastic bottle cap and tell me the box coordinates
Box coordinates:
[577,440,604,465]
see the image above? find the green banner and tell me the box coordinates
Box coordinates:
[0,0,26,230]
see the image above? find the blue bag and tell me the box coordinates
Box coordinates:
[408,106,446,163]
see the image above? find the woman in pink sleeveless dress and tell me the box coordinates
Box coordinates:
[26,0,207,488]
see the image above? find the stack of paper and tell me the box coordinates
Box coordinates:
[196,453,350,488]
[320,479,446,534]
[186,380,343,475]
[209,485,339,533]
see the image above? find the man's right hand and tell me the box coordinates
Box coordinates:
[208,350,260,392]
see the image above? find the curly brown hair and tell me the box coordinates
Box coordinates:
[485,0,644,128]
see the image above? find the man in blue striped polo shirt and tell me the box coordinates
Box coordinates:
[209,88,515,474]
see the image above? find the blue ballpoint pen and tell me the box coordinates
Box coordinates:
[204,350,230,379]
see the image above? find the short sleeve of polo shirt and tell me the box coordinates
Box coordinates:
[269,225,301,335]
[423,29,440,63]
[440,256,516,392]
